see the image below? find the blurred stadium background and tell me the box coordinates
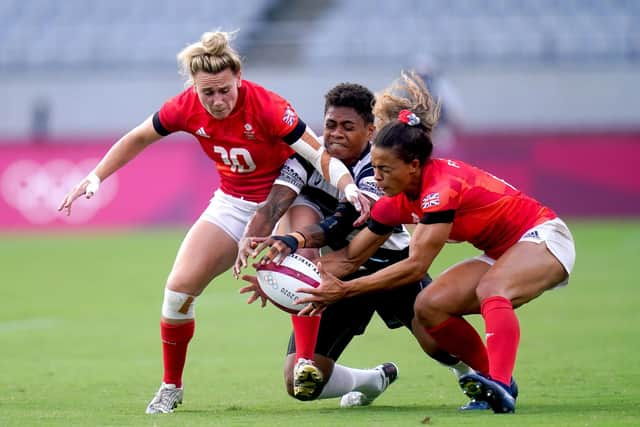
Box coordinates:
[1,0,639,230]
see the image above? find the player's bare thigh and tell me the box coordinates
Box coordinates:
[166,219,239,296]
[414,259,490,326]
[476,241,567,307]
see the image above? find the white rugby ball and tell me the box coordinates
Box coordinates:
[255,253,320,314]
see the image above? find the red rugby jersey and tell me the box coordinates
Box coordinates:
[371,159,556,258]
[155,80,300,202]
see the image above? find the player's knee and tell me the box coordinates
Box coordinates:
[162,288,197,320]
[476,276,506,301]
[414,288,437,326]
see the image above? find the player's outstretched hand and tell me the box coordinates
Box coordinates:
[57,174,100,216]
[233,237,263,278]
[239,274,268,307]
[295,262,347,316]
[345,186,371,227]
[254,235,295,266]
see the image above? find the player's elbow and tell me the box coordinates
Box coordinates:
[404,259,430,283]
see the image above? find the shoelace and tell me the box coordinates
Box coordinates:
[152,388,177,409]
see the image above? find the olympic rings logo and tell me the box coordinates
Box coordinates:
[1,158,118,224]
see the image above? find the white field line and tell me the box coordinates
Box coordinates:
[0,318,60,333]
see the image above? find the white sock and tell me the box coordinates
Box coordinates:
[318,364,382,399]
[447,360,475,379]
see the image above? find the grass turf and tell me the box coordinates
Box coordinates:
[0,219,638,426]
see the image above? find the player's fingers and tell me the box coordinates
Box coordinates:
[241,274,259,285]
[352,210,368,227]
[57,196,67,212]
[232,260,241,278]
[310,304,326,316]
[297,304,314,316]
[259,245,281,265]
[58,193,76,215]
[310,305,327,316]
[293,291,321,305]
[233,251,249,277]
[270,241,293,265]
[352,193,371,226]
[317,261,338,282]
[272,250,288,265]
[252,239,272,256]
[294,286,319,296]
[239,285,254,294]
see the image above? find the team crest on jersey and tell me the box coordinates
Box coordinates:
[282,106,297,126]
[244,123,256,140]
[422,192,440,209]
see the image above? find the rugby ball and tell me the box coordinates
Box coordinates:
[255,253,320,314]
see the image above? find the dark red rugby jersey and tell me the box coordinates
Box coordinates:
[156,80,300,202]
[371,159,556,258]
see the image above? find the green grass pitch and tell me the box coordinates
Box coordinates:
[1,219,638,426]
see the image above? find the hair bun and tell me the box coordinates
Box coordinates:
[201,31,228,55]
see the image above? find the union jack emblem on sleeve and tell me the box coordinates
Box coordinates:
[422,192,440,209]
[282,106,297,126]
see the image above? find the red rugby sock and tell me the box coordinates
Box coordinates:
[426,316,489,374]
[481,296,520,385]
[291,314,321,361]
[161,320,195,388]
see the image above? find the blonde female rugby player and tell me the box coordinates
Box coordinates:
[58,29,369,414]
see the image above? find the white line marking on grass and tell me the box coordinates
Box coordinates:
[0,318,60,333]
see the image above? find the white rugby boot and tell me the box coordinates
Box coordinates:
[145,383,183,414]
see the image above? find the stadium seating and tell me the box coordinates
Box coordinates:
[1,0,638,69]
[300,0,639,66]
[0,0,275,69]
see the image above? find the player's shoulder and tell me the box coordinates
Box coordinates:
[431,158,468,170]
[242,79,292,126]
[163,86,200,112]
[427,158,476,180]
[242,79,286,104]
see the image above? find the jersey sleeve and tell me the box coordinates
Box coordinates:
[369,196,403,232]
[418,174,462,224]
[273,155,308,194]
[355,164,383,201]
[155,91,189,134]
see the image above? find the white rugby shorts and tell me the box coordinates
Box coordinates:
[199,189,264,242]
[474,217,576,287]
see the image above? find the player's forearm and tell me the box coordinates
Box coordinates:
[93,119,159,180]
[297,224,328,249]
[245,209,279,238]
[247,185,298,238]
[317,250,362,278]
[342,258,428,298]
[290,128,353,192]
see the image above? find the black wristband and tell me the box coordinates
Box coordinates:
[272,235,298,253]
